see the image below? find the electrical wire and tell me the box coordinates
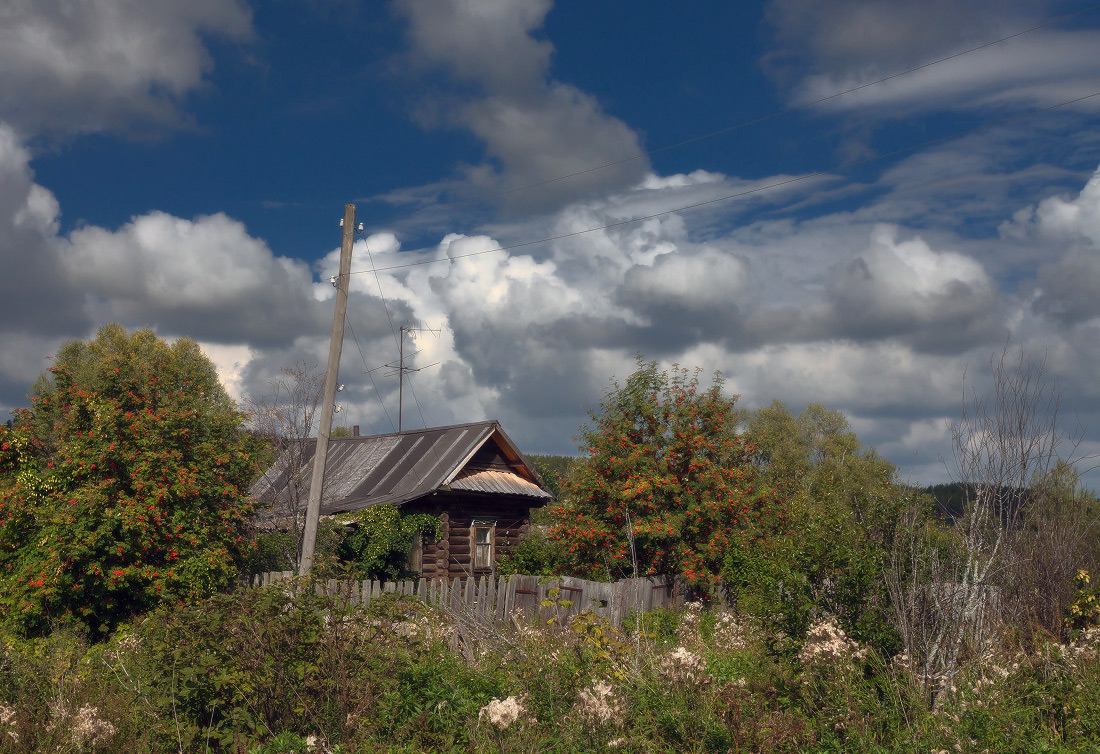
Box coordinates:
[345,316,396,433]
[349,88,1100,277]
[364,3,1100,225]
[360,237,433,430]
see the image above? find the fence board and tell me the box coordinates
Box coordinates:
[248,571,692,627]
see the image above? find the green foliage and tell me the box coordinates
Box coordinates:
[241,530,297,575]
[2,591,1100,752]
[735,400,913,653]
[0,324,262,635]
[526,453,573,503]
[553,358,787,589]
[119,585,489,751]
[336,504,439,581]
[1067,569,1100,634]
[495,527,563,577]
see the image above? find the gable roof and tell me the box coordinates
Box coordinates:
[249,420,552,515]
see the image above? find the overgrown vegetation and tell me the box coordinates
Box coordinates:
[2,586,1099,752]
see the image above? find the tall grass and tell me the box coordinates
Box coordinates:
[1,586,1098,752]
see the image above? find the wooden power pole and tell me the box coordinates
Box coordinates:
[299,203,356,576]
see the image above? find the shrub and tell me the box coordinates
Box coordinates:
[0,325,263,636]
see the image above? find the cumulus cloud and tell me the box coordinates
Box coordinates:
[61,211,332,346]
[1024,167,1100,324]
[0,0,252,140]
[5,0,1100,485]
[0,123,80,337]
[392,0,648,210]
[823,224,1003,351]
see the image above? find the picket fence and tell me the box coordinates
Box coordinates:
[250,571,683,627]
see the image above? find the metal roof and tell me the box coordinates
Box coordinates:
[448,468,548,497]
[249,420,552,515]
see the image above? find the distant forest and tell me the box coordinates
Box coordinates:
[526,453,574,501]
[922,483,973,521]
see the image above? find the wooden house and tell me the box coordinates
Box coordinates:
[249,420,553,579]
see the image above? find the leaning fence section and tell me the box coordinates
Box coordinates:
[249,571,682,627]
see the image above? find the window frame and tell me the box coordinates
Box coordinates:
[471,519,496,571]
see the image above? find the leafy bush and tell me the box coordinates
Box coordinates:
[2,591,1099,752]
[495,527,564,576]
[336,504,440,581]
[0,324,263,636]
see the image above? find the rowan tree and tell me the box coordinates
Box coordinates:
[551,359,786,588]
[0,324,263,634]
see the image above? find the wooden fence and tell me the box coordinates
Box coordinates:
[250,571,683,627]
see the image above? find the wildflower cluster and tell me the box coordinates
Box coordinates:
[0,703,17,744]
[575,681,623,727]
[798,615,868,668]
[659,646,707,686]
[69,704,118,752]
[712,610,754,651]
[478,695,529,729]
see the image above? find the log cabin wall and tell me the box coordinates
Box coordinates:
[407,493,534,581]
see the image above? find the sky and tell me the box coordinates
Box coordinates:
[3,0,1100,486]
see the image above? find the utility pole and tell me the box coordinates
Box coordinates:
[299,203,355,576]
[399,325,405,432]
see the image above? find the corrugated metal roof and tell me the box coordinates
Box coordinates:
[449,469,552,498]
[249,420,551,515]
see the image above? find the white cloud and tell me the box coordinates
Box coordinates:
[794,32,1100,115]
[0,0,252,139]
[392,0,648,210]
[61,211,331,345]
[763,0,1100,121]
[823,224,1003,350]
[1004,167,1100,325]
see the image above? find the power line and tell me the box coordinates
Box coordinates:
[363,4,1100,225]
[359,236,434,430]
[349,88,1100,278]
[345,316,396,433]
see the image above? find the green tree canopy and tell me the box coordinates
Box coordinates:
[736,400,913,649]
[551,359,786,589]
[0,324,262,634]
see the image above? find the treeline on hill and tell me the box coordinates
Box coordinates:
[2,332,1100,752]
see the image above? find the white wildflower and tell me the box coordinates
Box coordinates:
[676,601,704,644]
[660,646,706,685]
[576,681,623,727]
[798,615,866,668]
[712,611,752,651]
[479,696,525,730]
[71,705,117,752]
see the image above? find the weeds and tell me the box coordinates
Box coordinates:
[1,583,1098,752]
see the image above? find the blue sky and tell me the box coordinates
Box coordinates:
[4,0,1100,485]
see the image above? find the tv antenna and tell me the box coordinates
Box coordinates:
[383,324,441,431]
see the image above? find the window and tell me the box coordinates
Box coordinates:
[473,523,495,570]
